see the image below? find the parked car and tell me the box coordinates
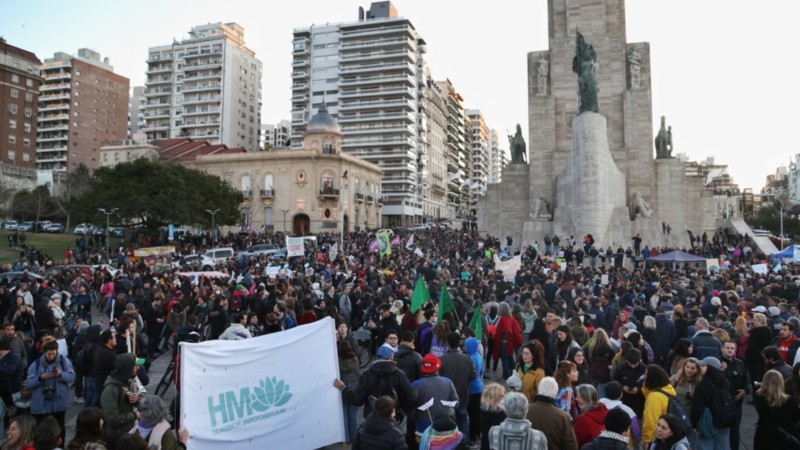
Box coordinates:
[0,271,44,283]
[3,220,18,231]
[110,227,125,237]
[16,221,34,232]
[74,223,93,235]
[236,243,280,259]
[269,248,289,261]
[203,247,235,262]
[45,264,94,282]
[174,254,216,271]
[43,223,64,233]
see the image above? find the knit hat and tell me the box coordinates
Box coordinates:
[753,306,767,313]
[699,356,721,370]
[769,306,781,317]
[420,354,441,374]
[376,345,395,360]
[604,408,632,434]
[432,407,457,432]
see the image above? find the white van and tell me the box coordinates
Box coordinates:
[204,247,235,262]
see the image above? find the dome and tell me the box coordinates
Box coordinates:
[306,103,341,135]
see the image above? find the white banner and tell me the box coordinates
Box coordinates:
[286,237,304,257]
[180,318,344,449]
[493,254,521,281]
[751,263,768,275]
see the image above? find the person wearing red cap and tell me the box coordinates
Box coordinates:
[411,353,459,442]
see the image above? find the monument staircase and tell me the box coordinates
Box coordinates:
[723,218,778,256]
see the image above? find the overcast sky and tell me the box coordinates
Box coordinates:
[2,0,796,191]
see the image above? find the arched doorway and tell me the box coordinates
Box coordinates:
[343,214,350,233]
[292,213,310,236]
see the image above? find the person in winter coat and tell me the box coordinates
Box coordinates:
[745,313,772,382]
[691,357,734,450]
[754,369,800,449]
[494,303,523,380]
[653,309,677,368]
[218,313,252,341]
[527,377,578,450]
[338,341,361,444]
[641,364,675,447]
[488,392,547,450]
[480,384,506,450]
[25,339,75,443]
[573,384,608,447]
[648,414,691,450]
[351,395,408,450]
[465,337,485,447]
[580,408,632,450]
[136,395,187,450]
[517,341,546,403]
[100,354,140,449]
[614,348,646,418]
[411,354,459,440]
[395,331,422,383]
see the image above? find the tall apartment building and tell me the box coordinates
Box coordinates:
[0,38,42,168]
[261,120,291,149]
[37,49,129,172]
[291,2,429,227]
[420,69,448,221]
[142,23,262,150]
[128,86,146,139]
[487,129,507,184]
[436,79,471,219]
[466,109,488,215]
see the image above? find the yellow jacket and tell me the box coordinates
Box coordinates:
[641,384,676,445]
[518,366,545,403]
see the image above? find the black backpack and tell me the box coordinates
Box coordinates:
[655,389,694,437]
[73,343,95,374]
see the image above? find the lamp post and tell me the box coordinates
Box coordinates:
[205,208,220,245]
[97,207,117,257]
[280,209,290,235]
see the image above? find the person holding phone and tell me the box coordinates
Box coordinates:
[25,339,74,444]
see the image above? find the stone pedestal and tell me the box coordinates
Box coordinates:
[655,158,691,248]
[554,112,626,249]
[483,164,530,248]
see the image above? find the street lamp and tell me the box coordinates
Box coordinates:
[205,209,220,245]
[280,209,290,235]
[97,207,118,257]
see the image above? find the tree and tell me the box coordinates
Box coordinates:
[65,159,243,232]
[11,186,64,222]
[0,177,14,218]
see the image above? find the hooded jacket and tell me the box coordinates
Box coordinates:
[394,343,422,382]
[342,359,418,418]
[573,402,609,447]
[100,353,138,441]
[351,413,407,450]
[465,337,485,395]
[641,383,677,445]
[25,352,75,414]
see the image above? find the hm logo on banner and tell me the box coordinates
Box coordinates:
[207,376,293,435]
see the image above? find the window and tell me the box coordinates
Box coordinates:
[11,74,19,83]
[23,123,31,133]
[24,107,31,118]
[25,79,32,87]
[22,153,29,161]
[10,89,18,98]
[25,92,32,102]
[7,151,15,160]
[8,104,17,114]
[8,120,16,129]
[8,135,16,144]
[22,138,30,147]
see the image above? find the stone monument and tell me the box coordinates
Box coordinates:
[480,0,716,251]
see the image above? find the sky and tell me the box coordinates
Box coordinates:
[1,0,797,191]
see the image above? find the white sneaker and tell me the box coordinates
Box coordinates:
[74,397,84,404]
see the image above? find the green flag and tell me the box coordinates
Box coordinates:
[437,285,455,322]
[468,304,482,341]
[410,276,430,313]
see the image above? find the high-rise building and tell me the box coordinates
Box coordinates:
[436,79,470,219]
[291,2,429,227]
[128,86,146,139]
[142,23,262,150]
[261,120,291,149]
[0,38,42,168]
[37,48,129,172]
[420,68,447,221]
[487,129,507,184]
[466,109,488,215]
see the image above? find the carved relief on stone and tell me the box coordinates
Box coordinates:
[536,58,549,96]
[630,190,654,219]
[627,47,642,89]
[530,195,552,220]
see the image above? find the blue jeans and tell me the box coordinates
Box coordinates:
[84,377,100,407]
[500,346,515,379]
[455,406,469,444]
[343,402,358,442]
[698,427,730,450]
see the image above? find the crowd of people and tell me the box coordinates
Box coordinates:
[1,223,799,450]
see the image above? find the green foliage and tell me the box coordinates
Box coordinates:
[65,159,242,231]
[11,186,64,221]
[746,205,800,237]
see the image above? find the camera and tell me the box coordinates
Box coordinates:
[43,386,56,401]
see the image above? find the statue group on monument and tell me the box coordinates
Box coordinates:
[655,115,674,158]
[509,124,527,164]
[627,47,642,89]
[572,32,599,114]
[536,57,549,96]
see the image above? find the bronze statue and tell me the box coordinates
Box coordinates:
[655,116,673,158]
[508,124,527,164]
[572,32,598,114]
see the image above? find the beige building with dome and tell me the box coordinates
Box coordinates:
[185,104,383,234]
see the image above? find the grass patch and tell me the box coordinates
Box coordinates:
[0,231,77,266]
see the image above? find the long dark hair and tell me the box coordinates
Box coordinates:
[555,325,573,358]
[517,341,545,371]
[643,364,671,391]
[67,407,105,449]
[654,414,686,448]
[667,338,692,369]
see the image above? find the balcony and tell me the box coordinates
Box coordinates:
[183,49,221,59]
[36,155,68,163]
[338,111,415,124]
[340,37,415,51]
[340,24,411,39]
[143,110,170,119]
[318,186,340,199]
[183,107,220,116]
[39,103,69,112]
[37,145,67,153]
[182,72,221,82]
[339,98,415,112]
[339,61,414,76]
[182,96,220,106]
[182,120,220,128]
[291,71,309,79]
[43,72,71,81]
[292,59,309,67]
[260,189,275,198]
[40,83,71,92]
[184,60,222,70]
[37,135,68,143]
[38,113,69,122]
[182,83,220,94]
[40,92,71,101]
[38,124,69,133]
[146,66,172,74]
[339,86,413,99]
[147,77,172,85]
[339,73,416,87]
[241,189,252,198]
[292,83,309,91]
[340,49,416,64]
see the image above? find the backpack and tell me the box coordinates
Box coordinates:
[369,374,405,423]
[711,385,738,428]
[655,389,693,437]
[229,294,243,313]
[74,343,95,375]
